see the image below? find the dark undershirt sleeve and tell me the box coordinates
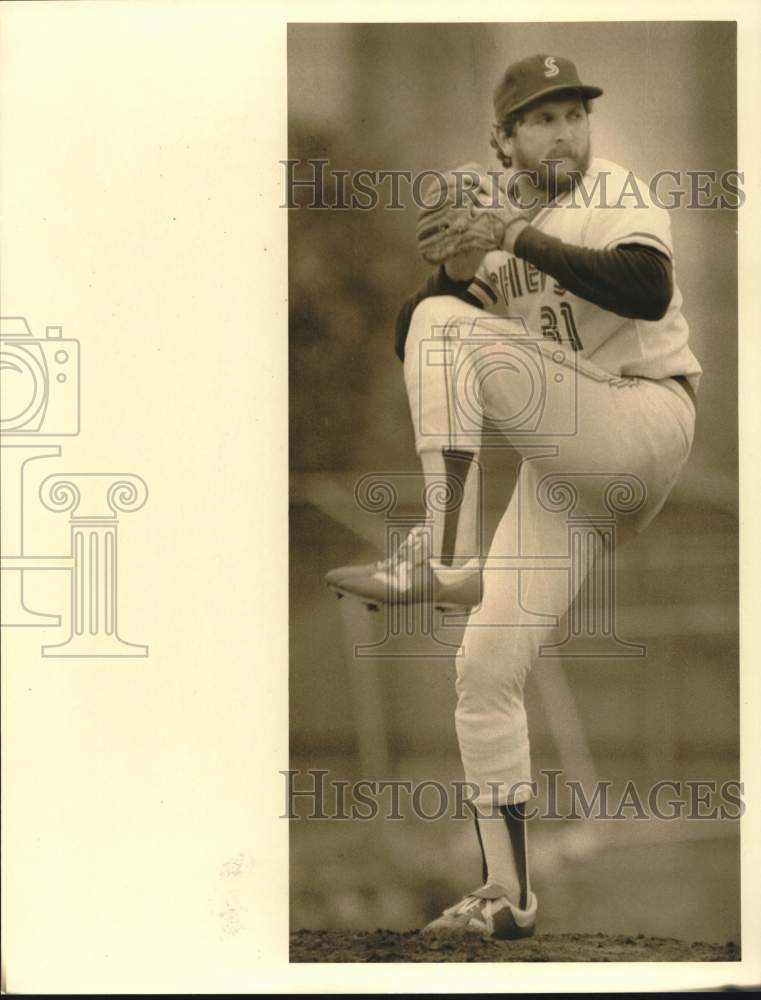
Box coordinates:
[512,226,673,323]
[394,265,482,362]
[393,233,674,363]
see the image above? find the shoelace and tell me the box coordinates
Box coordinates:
[448,894,481,914]
[373,524,428,571]
[441,893,498,931]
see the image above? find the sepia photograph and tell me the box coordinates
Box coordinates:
[288,20,744,964]
[2,3,759,993]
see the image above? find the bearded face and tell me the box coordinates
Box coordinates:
[500,96,592,199]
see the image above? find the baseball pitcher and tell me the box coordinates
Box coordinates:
[327,53,701,940]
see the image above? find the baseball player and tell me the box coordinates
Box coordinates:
[327,54,701,939]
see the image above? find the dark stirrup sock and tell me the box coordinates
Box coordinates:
[440,449,474,567]
[472,809,489,885]
[500,803,529,909]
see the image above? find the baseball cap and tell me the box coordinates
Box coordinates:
[494,54,603,121]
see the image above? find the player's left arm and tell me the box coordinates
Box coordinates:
[511,226,674,321]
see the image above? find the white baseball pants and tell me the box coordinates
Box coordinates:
[403,296,696,806]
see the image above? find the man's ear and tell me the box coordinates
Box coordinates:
[493,125,514,162]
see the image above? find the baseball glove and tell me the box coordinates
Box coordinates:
[416,164,525,266]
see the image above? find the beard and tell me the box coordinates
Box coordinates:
[514,141,592,200]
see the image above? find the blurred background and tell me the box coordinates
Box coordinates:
[288,22,739,945]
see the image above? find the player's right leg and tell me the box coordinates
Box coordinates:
[425,340,696,939]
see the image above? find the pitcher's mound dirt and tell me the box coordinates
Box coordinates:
[290,929,740,963]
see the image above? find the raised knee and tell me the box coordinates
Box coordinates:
[410,294,463,326]
[405,296,464,356]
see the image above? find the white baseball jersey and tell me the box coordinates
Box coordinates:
[466,157,702,392]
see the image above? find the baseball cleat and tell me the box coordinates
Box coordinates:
[324,524,428,592]
[422,883,538,940]
[324,525,481,608]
